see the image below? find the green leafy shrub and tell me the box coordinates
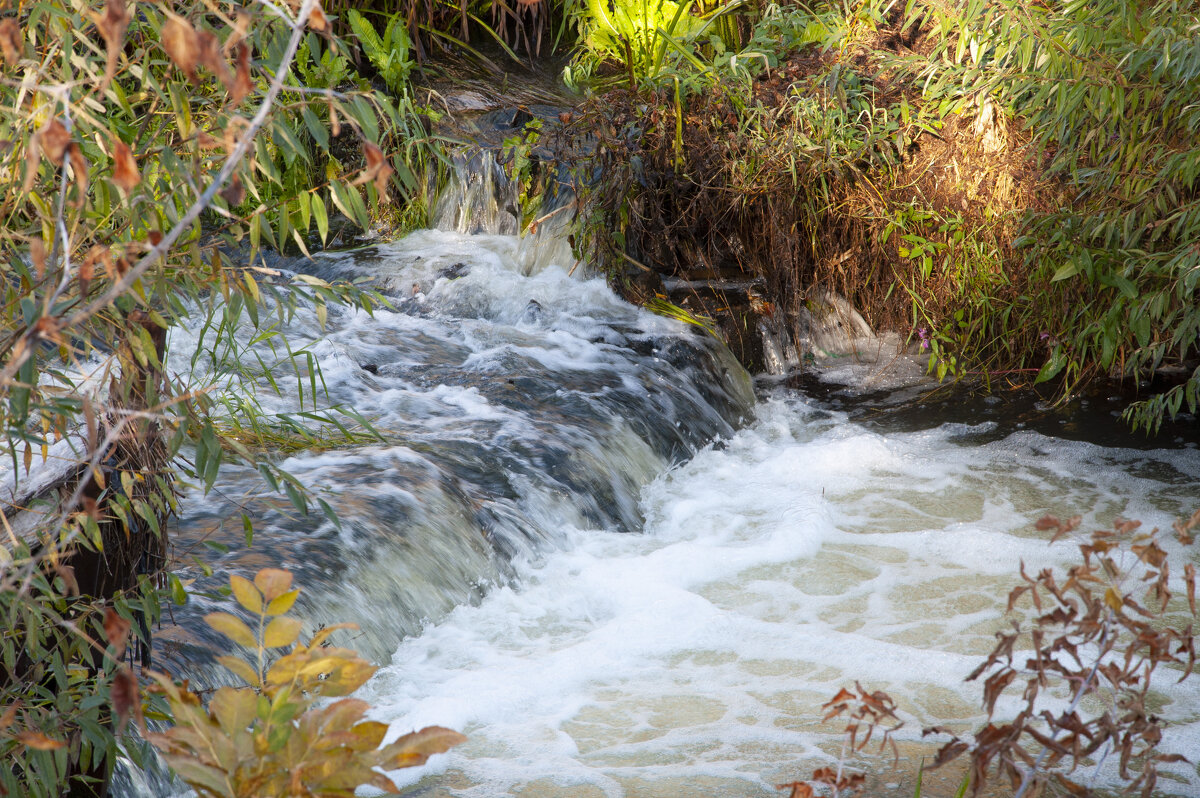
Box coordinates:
[888,0,1200,429]
[564,0,747,89]
[347,10,415,95]
[0,0,428,792]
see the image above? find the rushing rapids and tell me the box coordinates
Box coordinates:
[115,153,1200,797]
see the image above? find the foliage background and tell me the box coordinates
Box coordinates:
[2,0,1198,793]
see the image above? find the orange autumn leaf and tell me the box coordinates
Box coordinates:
[352,141,394,198]
[40,119,70,165]
[94,0,130,88]
[308,4,329,32]
[104,606,132,658]
[162,15,200,80]
[111,139,140,191]
[16,731,66,751]
[111,666,142,733]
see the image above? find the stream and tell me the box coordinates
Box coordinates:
[116,154,1200,797]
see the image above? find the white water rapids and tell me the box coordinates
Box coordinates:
[362,395,1200,797]
[111,155,1200,797]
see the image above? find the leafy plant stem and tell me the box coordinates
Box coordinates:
[1012,625,1108,798]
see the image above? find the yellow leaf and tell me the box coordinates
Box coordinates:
[205,612,257,648]
[243,270,260,303]
[298,655,352,679]
[229,574,263,614]
[210,686,257,737]
[254,568,293,601]
[350,719,388,748]
[383,726,466,769]
[306,622,358,649]
[1104,587,1124,611]
[315,660,376,697]
[265,589,299,616]
[217,655,260,686]
[294,274,331,288]
[264,616,302,648]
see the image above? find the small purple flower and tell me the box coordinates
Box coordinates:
[917,327,930,352]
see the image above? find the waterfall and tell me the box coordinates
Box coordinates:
[113,148,1200,798]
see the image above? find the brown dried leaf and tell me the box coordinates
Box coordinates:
[821,687,854,716]
[932,739,969,769]
[95,0,130,89]
[162,15,200,81]
[30,237,46,279]
[1186,564,1196,615]
[104,607,132,658]
[20,132,40,193]
[111,138,140,191]
[308,3,329,32]
[40,119,70,165]
[68,142,89,205]
[0,17,21,66]
[111,665,142,732]
[196,29,231,87]
[810,767,838,784]
[1035,516,1059,531]
[374,158,395,198]
[219,174,245,207]
[841,773,866,794]
[982,667,1017,715]
[775,783,814,798]
[352,141,393,197]
[33,316,63,344]
[230,43,252,106]
[16,730,66,750]
[1132,542,1166,568]
[80,246,101,297]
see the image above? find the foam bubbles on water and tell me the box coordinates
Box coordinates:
[366,394,1200,797]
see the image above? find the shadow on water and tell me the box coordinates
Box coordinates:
[775,371,1199,451]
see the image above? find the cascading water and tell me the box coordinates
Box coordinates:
[116,151,1200,797]
[359,393,1200,797]
[113,150,755,795]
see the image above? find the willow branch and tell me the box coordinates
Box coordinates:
[0,0,318,388]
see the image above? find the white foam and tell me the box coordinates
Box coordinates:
[365,395,1200,796]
